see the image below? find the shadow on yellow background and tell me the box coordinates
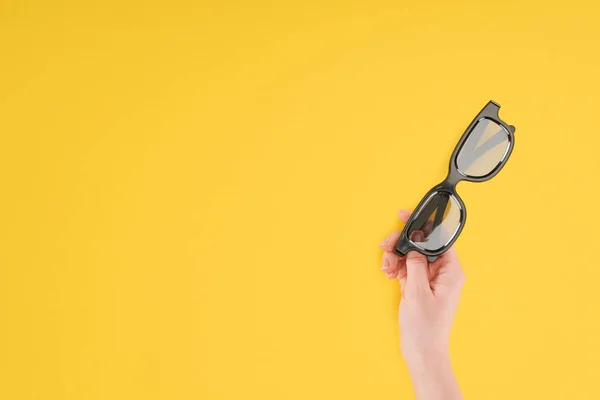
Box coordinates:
[1,1,599,399]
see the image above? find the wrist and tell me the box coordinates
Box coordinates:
[403,345,451,378]
[403,350,462,400]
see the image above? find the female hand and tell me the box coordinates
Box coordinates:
[379,210,465,400]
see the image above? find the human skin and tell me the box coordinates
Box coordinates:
[379,210,465,400]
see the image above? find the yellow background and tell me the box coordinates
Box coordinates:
[1,1,599,399]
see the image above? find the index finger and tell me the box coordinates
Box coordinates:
[379,209,413,252]
[380,230,401,252]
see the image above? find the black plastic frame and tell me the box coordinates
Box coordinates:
[394,100,516,262]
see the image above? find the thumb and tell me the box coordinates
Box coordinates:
[405,250,430,291]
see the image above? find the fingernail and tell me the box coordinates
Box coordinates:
[410,230,425,242]
[380,236,390,247]
[385,272,395,279]
[381,256,390,270]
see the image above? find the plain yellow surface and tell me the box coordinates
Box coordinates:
[1,1,600,399]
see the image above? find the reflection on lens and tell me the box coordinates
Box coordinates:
[407,192,462,251]
[456,118,510,177]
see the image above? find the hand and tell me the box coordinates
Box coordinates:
[379,210,465,400]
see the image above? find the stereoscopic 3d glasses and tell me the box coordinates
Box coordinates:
[394,101,516,262]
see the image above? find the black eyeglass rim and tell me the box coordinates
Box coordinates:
[393,100,516,262]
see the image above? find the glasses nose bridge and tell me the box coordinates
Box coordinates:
[441,169,463,190]
[436,177,465,213]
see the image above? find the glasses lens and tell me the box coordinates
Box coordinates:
[407,192,462,251]
[456,118,510,177]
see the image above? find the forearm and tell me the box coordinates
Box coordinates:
[406,351,462,400]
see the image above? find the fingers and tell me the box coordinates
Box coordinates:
[379,210,412,252]
[429,244,465,293]
[379,209,413,284]
[405,250,431,291]
[381,208,461,292]
[438,245,460,269]
[437,245,466,284]
[397,209,411,223]
[381,251,401,279]
[423,220,433,237]
[404,230,431,291]
[397,262,407,292]
[379,230,401,252]
[382,251,408,287]
[401,208,433,237]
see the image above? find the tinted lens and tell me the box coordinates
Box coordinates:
[456,118,510,177]
[407,192,462,251]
